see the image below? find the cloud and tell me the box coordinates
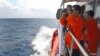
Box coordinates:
[0,0,61,18]
[0,0,18,9]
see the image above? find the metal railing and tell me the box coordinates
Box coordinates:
[68,31,89,56]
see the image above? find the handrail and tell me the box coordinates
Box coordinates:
[68,31,89,56]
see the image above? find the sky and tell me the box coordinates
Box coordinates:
[0,0,62,18]
[1,0,98,18]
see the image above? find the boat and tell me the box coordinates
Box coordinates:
[50,0,100,56]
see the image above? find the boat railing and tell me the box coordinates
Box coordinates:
[67,31,89,56]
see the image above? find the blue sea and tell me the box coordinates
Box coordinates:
[0,19,57,56]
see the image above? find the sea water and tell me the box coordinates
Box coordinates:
[0,19,57,56]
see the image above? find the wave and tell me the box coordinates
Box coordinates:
[31,26,56,56]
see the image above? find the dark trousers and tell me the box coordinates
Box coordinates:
[72,49,80,56]
[71,40,84,56]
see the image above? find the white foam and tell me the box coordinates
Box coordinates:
[31,26,56,56]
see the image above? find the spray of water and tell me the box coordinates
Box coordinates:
[31,26,56,56]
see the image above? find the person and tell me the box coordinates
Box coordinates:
[65,5,84,56]
[60,5,72,26]
[50,8,64,56]
[84,10,100,56]
[56,8,63,19]
[60,5,73,34]
[80,5,86,18]
[66,5,73,15]
[58,10,68,56]
[57,5,72,56]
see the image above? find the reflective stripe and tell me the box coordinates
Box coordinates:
[90,53,97,56]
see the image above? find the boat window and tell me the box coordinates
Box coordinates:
[95,3,100,23]
[96,3,100,20]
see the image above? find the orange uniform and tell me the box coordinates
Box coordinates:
[85,17,100,53]
[60,16,65,26]
[65,14,84,49]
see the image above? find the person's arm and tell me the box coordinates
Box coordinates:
[65,16,72,32]
[82,21,89,50]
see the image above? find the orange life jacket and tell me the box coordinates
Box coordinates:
[65,14,84,49]
[85,17,100,53]
[60,16,65,26]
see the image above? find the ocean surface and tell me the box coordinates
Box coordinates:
[0,19,57,56]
